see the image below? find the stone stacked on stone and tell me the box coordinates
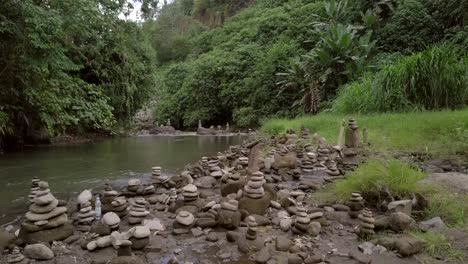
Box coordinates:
[218,200,241,230]
[345,117,359,148]
[169,188,177,205]
[102,180,118,205]
[358,208,375,237]
[208,158,223,178]
[237,157,249,167]
[175,210,195,228]
[316,147,329,164]
[182,184,199,202]
[301,125,311,139]
[143,185,156,195]
[152,166,169,187]
[20,181,72,243]
[7,247,27,264]
[300,152,316,173]
[304,143,314,153]
[28,177,41,203]
[263,150,275,171]
[127,179,141,196]
[128,198,150,224]
[77,201,95,227]
[128,226,151,250]
[101,212,120,230]
[309,211,324,224]
[348,192,364,218]
[245,215,258,240]
[200,157,209,171]
[292,204,310,234]
[110,196,128,218]
[326,160,340,176]
[244,171,266,199]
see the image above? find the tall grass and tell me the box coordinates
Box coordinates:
[332,43,468,113]
[261,109,468,156]
[410,231,465,262]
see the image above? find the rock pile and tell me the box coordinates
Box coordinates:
[348,192,364,218]
[245,216,258,240]
[127,179,141,196]
[237,157,249,167]
[128,226,151,250]
[182,184,199,202]
[110,197,128,218]
[152,166,168,188]
[102,180,118,205]
[326,160,340,176]
[316,146,329,167]
[169,188,177,205]
[218,200,241,230]
[208,158,223,178]
[358,208,375,236]
[175,210,195,228]
[244,171,265,199]
[21,181,72,243]
[345,118,359,148]
[128,198,150,224]
[76,200,95,229]
[301,125,311,139]
[28,177,41,203]
[7,247,27,264]
[292,204,310,234]
[300,152,316,173]
[101,212,120,230]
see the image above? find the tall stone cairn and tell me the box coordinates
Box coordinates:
[244,171,266,199]
[358,208,375,237]
[246,216,258,240]
[345,117,359,148]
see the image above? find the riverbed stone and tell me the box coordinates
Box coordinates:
[24,244,54,260]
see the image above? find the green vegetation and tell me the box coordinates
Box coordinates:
[410,230,465,262]
[261,109,468,156]
[333,43,468,113]
[324,159,425,202]
[314,159,468,226]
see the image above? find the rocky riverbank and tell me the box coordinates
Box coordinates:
[1,118,467,264]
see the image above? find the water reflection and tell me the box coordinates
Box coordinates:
[0,135,243,223]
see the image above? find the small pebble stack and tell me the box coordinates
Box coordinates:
[101,212,121,230]
[237,157,249,167]
[169,188,177,205]
[28,177,41,203]
[244,171,266,199]
[127,179,141,196]
[128,198,150,224]
[245,216,258,240]
[301,125,311,139]
[182,184,199,202]
[221,200,238,211]
[326,160,340,176]
[300,152,316,173]
[175,210,195,228]
[102,180,118,204]
[292,204,310,234]
[348,192,364,218]
[111,197,128,217]
[208,158,223,178]
[7,247,27,264]
[358,208,375,236]
[152,166,168,187]
[77,200,95,225]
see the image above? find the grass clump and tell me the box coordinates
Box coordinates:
[332,43,468,114]
[424,193,468,227]
[410,230,465,262]
[323,159,425,203]
[261,109,468,157]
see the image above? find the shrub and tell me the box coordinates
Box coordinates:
[233,107,258,128]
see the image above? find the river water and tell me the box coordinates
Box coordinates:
[0,135,244,224]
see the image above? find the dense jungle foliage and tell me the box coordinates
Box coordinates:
[153,0,468,128]
[1,0,467,149]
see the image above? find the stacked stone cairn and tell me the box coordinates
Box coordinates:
[169,188,177,205]
[218,200,241,229]
[128,226,151,250]
[326,160,340,176]
[128,198,150,224]
[263,150,275,171]
[182,184,199,203]
[245,216,258,240]
[28,177,41,203]
[237,156,249,167]
[143,184,156,195]
[76,199,95,230]
[7,247,27,264]
[200,157,209,172]
[292,204,310,234]
[300,152,316,173]
[22,181,71,243]
[358,208,375,237]
[316,146,329,168]
[304,143,314,153]
[244,171,266,199]
[127,179,141,196]
[102,180,118,206]
[301,125,311,139]
[101,212,120,230]
[110,197,128,218]
[208,158,223,178]
[175,210,195,228]
[152,166,169,188]
[348,192,364,218]
[345,117,359,148]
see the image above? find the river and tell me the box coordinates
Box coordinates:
[0,135,244,224]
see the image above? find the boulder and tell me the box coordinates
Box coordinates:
[423,172,468,194]
[19,223,73,244]
[24,244,54,260]
[394,236,424,257]
[239,193,271,215]
[218,210,241,230]
[273,152,297,169]
[419,217,445,231]
[77,190,93,204]
[388,200,412,215]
